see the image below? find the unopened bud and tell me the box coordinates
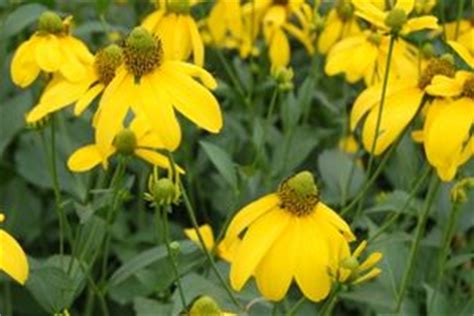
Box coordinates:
[38,11,64,34]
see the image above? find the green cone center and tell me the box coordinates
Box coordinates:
[277,171,319,217]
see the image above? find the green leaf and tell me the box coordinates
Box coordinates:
[424,284,449,316]
[200,140,238,190]
[133,297,172,316]
[3,3,47,37]
[446,253,474,269]
[0,93,31,156]
[96,0,111,14]
[109,240,197,286]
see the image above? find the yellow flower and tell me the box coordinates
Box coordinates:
[0,213,29,285]
[26,44,123,123]
[142,0,204,66]
[449,40,474,69]
[351,57,456,155]
[333,240,383,285]
[444,20,473,55]
[95,27,222,153]
[203,0,243,50]
[68,116,179,172]
[222,171,355,302]
[325,30,418,85]
[417,71,474,181]
[184,224,239,263]
[352,0,438,35]
[318,0,361,54]
[10,11,93,88]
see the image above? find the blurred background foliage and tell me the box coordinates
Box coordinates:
[0,0,473,315]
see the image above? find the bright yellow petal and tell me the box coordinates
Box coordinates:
[318,10,343,54]
[134,149,184,173]
[353,241,367,258]
[362,87,424,155]
[34,35,61,72]
[294,214,331,302]
[67,145,110,172]
[217,237,240,262]
[142,10,165,32]
[184,224,215,252]
[403,16,439,34]
[137,73,182,151]
[167,61,217,89]
[225,194,280,239]
[314,203,355,242]
[74,83,103,116]
[160,62,222,133]
[353,268,382,284]
[352,0,387,30]
[358,252,383,271]
[230,208,290,291]
[185,16,204,66]
[269,27,290,69]
[0,230,29,285]
[10,38,40,88]
[394,0,415,14]
[426,74,464,97]
[448,41,474,68]
[254,215,299,301]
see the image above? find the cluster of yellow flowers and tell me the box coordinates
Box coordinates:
[4,0,473,310]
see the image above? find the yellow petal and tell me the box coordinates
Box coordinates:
[268,27,290,69]
[10,38,40,88]
[141,10,165,32]
[67,145,110,172]
[448,41,474,68]
[254,216,299,301]
[230,208,290,291]
[225,194,279,239]
[426,75,464,97]
[403,16,439,34]
[34,35,61,72]
[74,83,103,116]
[294,214,331,302]
[167,61,217,89]
[185,16,204,67]
[217,237,240,263]
[362,87,423,155]
[137,74,182,151]
[134,149,184,173]
[0,230,29,285]
[325,35,366,80]
[160,62,222,133]
[394,0,415,14]
[281,22,314,54]
[352,0,387,30]
[353,267,382,284]
[411,130,424,143]
[318,10,343,54]
[358,252,383,271]
[314,203,355,242]
[353,241,367,258]
[58,37,89,82]
[184,224,215,252]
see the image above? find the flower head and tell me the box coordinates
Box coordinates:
[0,213,29,285]
[189,295,235,316]
[145,166,182,206]
[11,11,93,88]
[222,171,355,302]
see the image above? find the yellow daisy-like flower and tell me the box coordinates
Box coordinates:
[325,30,418,85]
[202,0,243,50]
[318,0,361,54]
[68,116,177,173]
[333,240,383,285]
[418,71,474,181]
[26,44,123,123]
[0,213,29,285]
[352,0,438,35]
[351,56,456,155]
[95,27,222,154]
[142,0,204,66]
[11,11,93,88]
[222,171,355,302]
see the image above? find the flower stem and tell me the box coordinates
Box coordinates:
[354,35,396,219]
[284,297,306,316]
[319,284,341,316]
[167,153,243,310]
[369,164,431,242]
[396,174,440,311]
[158,204,187,310]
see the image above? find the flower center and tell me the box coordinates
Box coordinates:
[113,129,137,155]
[37,11,64,35]
[166,0,191,14]
[277,171,319,217]
[336,1,354,21]
[123,27,163,79]
[384,8,407,32]
[418,56,456,89]
[94,44,123,85]
[273,0,289,5]
[463,75,474,99]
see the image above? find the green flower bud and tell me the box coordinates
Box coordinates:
[190,296,222,316]
[166,0,191,14]
[384,8,407,33]
[153,178,179,206]
[113,129,137,156]
[38,11,64,34]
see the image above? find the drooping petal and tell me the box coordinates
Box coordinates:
[352,0,387,30]
[353,268,382,284]
[67,145,111,172]
[314,203,355,242]
[394,0,415,14]
[184,224,215,251]
[358,252,383,271]
[225,194,280,239]
[134,149,184,173]
[230,208,290,291]
[269,27,290,69]
[185,16,204,67]
[74,83,104,116]
[0,230,29,285]
[426,74,464,97]
[142,10,165,32]
[448,41,474,68]
[167,61,217,89]
[137,73,182,151]
[160,62,222,133]
[318,10,342,54]
[10,38,40,87]
[254,215,299,301]
[362,87,424,155]
[34,35,61,72]
[403,16,439,34]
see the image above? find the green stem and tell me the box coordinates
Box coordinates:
[369,164,431,242]
[159,205,188,310]
[320,285,341,316]
[396,174,440,311]
[285,297,306,316]
[430,201,462,310]
[454,0,466,40]
[167,153,243,310]
[354,35,396,219]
